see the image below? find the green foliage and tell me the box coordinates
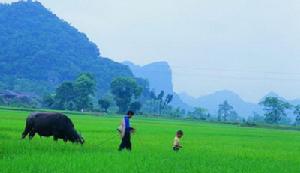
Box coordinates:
[0,97,5,105]
[98,99,111,112]
[149,90,156,100]
[73,73,96,111]
[110,77,142,113]
[188,107,209,120]
[162,106,183,118]
[54,82,76,110]
[42,73,96,111]
[157,91,165,100]
[161,94,173,114]
[294,105,300,125]
[157,91,165,115]
[155,91,174,116]
[251,112,265,123]
[164,94,173,106]
[140,100,159,115]
[226,110,240,122]
[140,90,175,116]
[0,1,133,96]
[218,100,235,121]
[42,94,55,108]
[135,78,151,103]
[129,101,142,113]
[169,107,186,118]
[0,97,38,108]
[259,97,291,124]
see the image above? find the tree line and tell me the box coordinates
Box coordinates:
[258,97,300,125]
[8,72,300,126]
[186,97,300,126]
[42,73,175,115]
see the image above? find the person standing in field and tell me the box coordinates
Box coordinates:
[118,111,135,151]
[173,130,183,151]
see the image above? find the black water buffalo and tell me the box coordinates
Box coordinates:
[21,112,84,144]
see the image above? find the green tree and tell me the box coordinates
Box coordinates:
[294,105,300,125]
[149,90,157,113]
[98,99,111,112]
[189,107,209,120]
[227,111,239,122]
[164,94,173,107]
[129,101,142,113]
[42,73,96,111]
[0,97,5,105]
[171,107,182,118]
[156,91,173,116]
[218,100,234,121]
[157,91,165,115]
[259,97,291,124]
[42,94,55,108]
[74,73,96,111]
[149,90,156,100]
[252,112,264,123]
[54,82,75,110]
[110,77,142,113]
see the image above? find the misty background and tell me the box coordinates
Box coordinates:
[1,0,300,103]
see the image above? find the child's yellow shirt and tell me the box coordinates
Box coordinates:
[173,136,180,147]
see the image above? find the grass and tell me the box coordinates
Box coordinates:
[1,108,300,173]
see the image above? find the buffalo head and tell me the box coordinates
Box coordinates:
[68,129,85,145]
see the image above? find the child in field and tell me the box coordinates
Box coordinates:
[173,130,183,151]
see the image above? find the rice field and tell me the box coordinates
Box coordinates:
[1,108,300,173]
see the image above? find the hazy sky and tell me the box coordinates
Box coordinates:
[2,0,300,102]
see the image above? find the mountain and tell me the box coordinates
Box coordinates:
[123,61,192,111]
[123,61,173,94]
[259,91,288,102]
[259,91,300,107]
[180,90,300,118]
[0,1,133,96]
[170,93,193,112]
[179,90,261,117]
[289,99,300,106]
[178,92,199,107]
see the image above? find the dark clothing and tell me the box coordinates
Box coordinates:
[124,116,131,133]
[173,146,180,151]
[119,132,131,151]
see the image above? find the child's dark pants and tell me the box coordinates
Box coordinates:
[173,146,180,151]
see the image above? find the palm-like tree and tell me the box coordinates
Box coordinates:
[218,100,233,121]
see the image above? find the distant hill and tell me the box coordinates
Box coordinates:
[123,61,173,94]
[259,91,288,102]
[123,61,192,111]
[289,99,300,106]
[0,1,133,96]
[170,93,193,112]
[259,91,300,110]
[179,90,261,117]
[180,90,300,118]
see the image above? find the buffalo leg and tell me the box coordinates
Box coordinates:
[21,127,30,139]
[53,130,60,141]
[53,136,58,141]
[21,121,32,139]
[28,130,36,140]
